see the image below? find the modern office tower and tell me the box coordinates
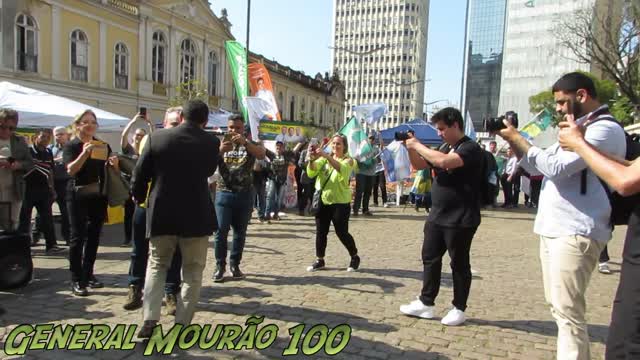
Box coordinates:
[498,0,624,122]
[331,0,429,129]
[461,0,508,130]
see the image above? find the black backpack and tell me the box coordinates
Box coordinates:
[581,114,640,226]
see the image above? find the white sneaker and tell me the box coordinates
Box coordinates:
[399,297,436,319]
[383,203,390,208]
[598,262,612,274]
[441,307,466,326]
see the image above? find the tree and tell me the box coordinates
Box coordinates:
[169,80,209,107]
[554,3,639,122]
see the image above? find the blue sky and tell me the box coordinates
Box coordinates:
[210,1,467,112]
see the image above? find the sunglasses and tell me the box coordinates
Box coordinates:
[0,125,16,131]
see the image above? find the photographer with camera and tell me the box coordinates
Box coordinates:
[493,72,626,359]
[399,107,483,326]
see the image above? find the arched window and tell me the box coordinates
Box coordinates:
[114,42,128,89]
[208,51,218,96]
[70,30,88,82]
[152,31,166,84]
[289,96,295,121]
[180,39,197,84]
[277,91,284,114]
[16,14,37,72]
[310,101,316,120]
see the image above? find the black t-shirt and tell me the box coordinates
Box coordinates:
[62,137,111,187]
[427,136,483,228]
[25,146,54,192]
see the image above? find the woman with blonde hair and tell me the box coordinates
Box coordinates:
[63,110,119,296]
[306,134,360,272]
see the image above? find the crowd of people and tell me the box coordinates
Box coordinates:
[0,71,638,359]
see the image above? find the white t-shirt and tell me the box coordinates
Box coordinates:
[0,139,13,189]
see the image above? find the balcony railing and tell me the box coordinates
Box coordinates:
[71,65,88,82]
[115,74,128,89]
[153,83,167,96]
[17,53,37,72]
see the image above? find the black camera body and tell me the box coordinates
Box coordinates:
[484,111,519,132]
[395,131,410,141]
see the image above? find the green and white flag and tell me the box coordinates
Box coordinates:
[339,117,375,162]
[225,41,249,122]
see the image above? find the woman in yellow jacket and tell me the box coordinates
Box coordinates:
[306,134,360,272]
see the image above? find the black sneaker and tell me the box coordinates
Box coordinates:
[306,259,326,272]
[230,265,245,279]
[347,255,360,272]
[87,276,104,289]
[363,210,373,216]
[45,246,66,254]
[353,210,359,217]
[72,282,88,297]
[213,266,225,283]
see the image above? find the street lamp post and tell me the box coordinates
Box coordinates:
[329,44,392,117]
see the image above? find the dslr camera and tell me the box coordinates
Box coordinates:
[395,131,410,141]
[484,111,518,132]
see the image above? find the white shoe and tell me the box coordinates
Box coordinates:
[441,307,466,326]
[383,203,390,208]
[399,297,435,319]
[598,262,612,274]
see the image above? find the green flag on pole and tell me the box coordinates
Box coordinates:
[338,117,375,162]
[225,41,249,122]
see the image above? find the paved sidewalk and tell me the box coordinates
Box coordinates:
[0,205,624,359]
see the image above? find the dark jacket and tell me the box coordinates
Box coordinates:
[131,122,220,238]
[9,135,34,200]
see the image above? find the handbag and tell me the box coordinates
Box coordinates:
[309,168,334,216]
[73,181,101,199]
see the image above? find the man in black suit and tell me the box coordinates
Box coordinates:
[131,100,219,338]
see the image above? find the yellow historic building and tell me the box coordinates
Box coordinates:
[0,0,345,128]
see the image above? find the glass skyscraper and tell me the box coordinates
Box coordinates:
[461,0,508,129]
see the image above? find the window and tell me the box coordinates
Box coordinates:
[180,38,197,84]
[208,51,218,96]
[16,14,37,72]
[70,30,88,82]
[152,31,166,84]
[289,96,295,121]
[114,43,128,89]
[278,92,284,114]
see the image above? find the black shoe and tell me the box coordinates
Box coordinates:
[347,255,360,272]
[363,210,373,216]
[87,276,104,289]
[353,211,359,217]
[45,246,66,254]
[230,265,245,279]
[137,321,157,339]
[123,285,143,310]
[306,259,326,272]
[213,266,225,283]
[72,282,88,297]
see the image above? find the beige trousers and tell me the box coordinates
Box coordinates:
[143,235,208,325]
[540,235,606,360]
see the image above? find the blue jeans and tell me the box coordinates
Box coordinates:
[266,180,286,216]
[128,206,181,295]
[214,190,253,266]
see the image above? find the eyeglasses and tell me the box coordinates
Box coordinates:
[0,125,16,131]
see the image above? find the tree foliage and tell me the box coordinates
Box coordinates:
[554,3,639,121]
[169,80,209,107]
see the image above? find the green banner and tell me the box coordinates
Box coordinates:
[225,41,249,122]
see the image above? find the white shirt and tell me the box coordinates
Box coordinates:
[0,139,13,189]
[505,156,518,176]
[519,107,626,242]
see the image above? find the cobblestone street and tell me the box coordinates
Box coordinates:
[0,206,624,359]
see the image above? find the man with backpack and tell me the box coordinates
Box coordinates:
[494,72,626,360]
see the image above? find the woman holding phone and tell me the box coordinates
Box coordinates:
[306,134,360,272]
[63,110,119,296]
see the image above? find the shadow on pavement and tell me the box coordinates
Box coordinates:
[243,273,404,294]
[471,318,608,344]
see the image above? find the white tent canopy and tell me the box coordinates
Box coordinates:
[0,81,129,131]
